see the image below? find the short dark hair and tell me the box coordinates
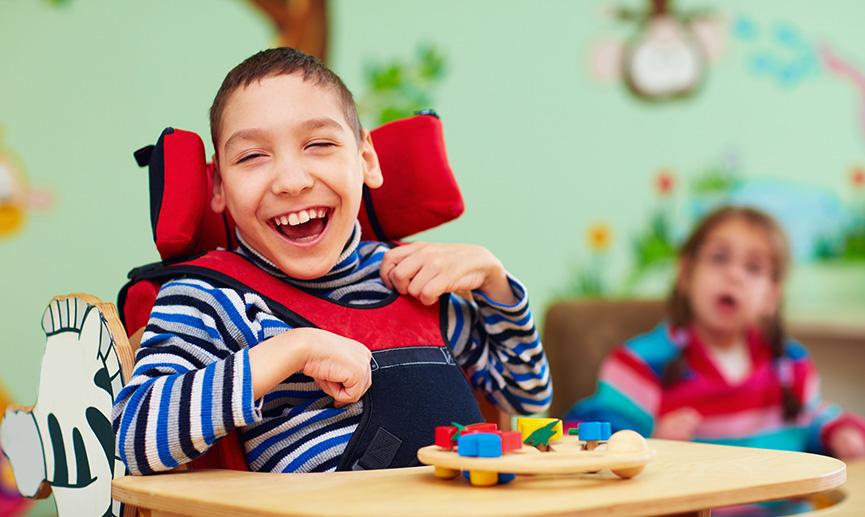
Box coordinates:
[209,47,362,151]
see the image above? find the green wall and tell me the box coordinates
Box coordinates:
[4,0,865,406]
[1,1,864,513]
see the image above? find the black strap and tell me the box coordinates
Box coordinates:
[133,145,154,167]
[361,185,387,241]
[352,427,402,470]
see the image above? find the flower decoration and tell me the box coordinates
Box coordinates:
[587,223,613,252]
[655,169,676,195]
[851,165,865,189]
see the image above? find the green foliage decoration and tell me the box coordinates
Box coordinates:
[358,45,447,127]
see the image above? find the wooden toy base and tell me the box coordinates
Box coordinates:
[417,432,655,482]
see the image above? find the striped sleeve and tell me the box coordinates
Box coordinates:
[563,345,662,436]
[446,274,551,415]
[112,279,263,474]
[784,341,865,454]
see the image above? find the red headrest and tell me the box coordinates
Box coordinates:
[137,113,463,260]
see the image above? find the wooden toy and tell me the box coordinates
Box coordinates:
[575,421,612,451]
[516,416,563,442]
[418,420,655,486]
[0,295,135,517]
[457,433,504,486]
[431,423,520,481]
[523,420,559,452]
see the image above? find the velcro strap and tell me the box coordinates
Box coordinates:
[352,427,402,470]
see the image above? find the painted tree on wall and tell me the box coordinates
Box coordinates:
[43,0,329,62]
[248,0,328,61]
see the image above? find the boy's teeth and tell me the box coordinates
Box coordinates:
[273,208,328,227]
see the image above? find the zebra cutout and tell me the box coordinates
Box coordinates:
[1,295,131,517]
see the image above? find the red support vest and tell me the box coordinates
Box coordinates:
[119,250,484,471]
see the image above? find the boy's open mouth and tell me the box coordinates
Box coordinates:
[271,207,330,243]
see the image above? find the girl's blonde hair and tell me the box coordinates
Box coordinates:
[663,206,800,420]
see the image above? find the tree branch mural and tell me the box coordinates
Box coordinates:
[820,44,865,142]
[248,0,328,61]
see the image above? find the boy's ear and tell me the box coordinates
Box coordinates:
[360,129,383,189]
[210,156,226,214]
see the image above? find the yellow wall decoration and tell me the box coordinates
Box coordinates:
[0,130,52,239]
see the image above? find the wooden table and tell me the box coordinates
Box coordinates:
[113,440,846,517]
[813,460,865,516]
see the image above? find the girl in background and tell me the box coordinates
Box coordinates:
[565,206,865,459]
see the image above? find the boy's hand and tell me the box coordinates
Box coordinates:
[829,424,865,460]
[380,242,517,306]
[249,328,372,407]
[654,407,701,441]
[298,328,373,408]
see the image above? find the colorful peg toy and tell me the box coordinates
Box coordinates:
[430,421,522,484]
[418,418,655,487]
[572,421,612,450]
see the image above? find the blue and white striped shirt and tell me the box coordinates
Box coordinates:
[113,225,551,474]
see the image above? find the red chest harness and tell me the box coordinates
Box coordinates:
[122,250,483,471]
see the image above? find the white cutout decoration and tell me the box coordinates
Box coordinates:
[1,296,130,517]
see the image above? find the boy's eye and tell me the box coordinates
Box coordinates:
[237,153,265,163]
[306,141,336,150]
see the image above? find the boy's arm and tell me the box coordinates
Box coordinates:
[113,279,373,475]
[447,275,552,415]
[112,279,264,475]
[378,242,549,414]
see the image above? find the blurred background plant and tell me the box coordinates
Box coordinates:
[688,153,741,205]
[357,44,447,127]
[561,155,749,299]
[560,222,613,298]
[815,165,865,262]
[621,169,679,292]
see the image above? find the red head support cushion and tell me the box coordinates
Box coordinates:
[136,113,463,261]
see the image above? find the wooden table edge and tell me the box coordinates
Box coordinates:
[112,461,846,517]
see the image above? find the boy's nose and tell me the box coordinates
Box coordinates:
[271,162,314,196]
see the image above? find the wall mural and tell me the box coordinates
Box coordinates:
[734,17,818,89]
[589,0,728,101]
[565,10,865,306]
[0,129,52,240]
[247,0,328,61]
[735,15,865,145]
[563,155,864,300]
[42,0,328,60]
[0,384,31,517]
[821,45,865,145]
[357,45,448,128]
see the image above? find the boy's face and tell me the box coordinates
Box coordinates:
[680,218,781,339]
[212,73,382,279]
